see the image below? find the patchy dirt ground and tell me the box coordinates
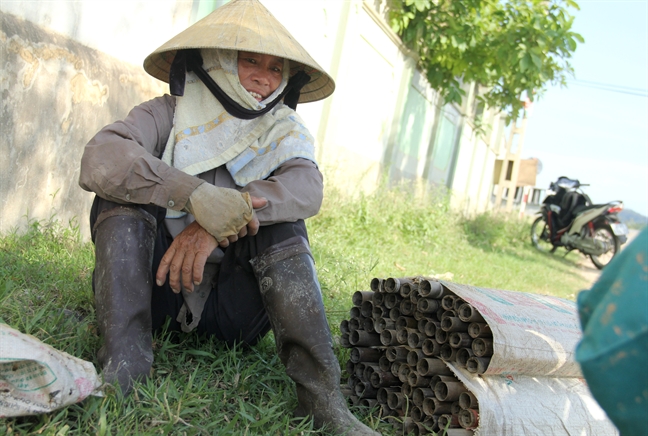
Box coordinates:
[575,228,640,289]
[576,258,603,289]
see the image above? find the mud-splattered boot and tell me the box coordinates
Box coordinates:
[251,237,381,436]
[92,206,156,396]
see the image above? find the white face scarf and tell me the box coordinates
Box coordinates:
[161,49,316,203]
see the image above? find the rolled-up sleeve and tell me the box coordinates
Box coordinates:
[241,158,323,225]
[79,95,203,211]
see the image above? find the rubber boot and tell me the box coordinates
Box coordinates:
[92,206,156,396]
[251,237,381,436]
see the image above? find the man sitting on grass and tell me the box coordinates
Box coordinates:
[79,1,379,434]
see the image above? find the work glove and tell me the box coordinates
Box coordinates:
[184,182,253,241]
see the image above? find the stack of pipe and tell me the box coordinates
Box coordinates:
[339,277,493,435]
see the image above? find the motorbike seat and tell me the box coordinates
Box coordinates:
[558,192,586,226]
[579,203,611,212]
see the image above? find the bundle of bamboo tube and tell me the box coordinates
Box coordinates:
[340,277,493,435]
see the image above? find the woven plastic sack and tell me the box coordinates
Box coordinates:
[0,323,102,417]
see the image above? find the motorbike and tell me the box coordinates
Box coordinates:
[531,176,628,269]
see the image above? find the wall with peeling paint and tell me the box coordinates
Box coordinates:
[0,1,194,67]
[0,11,168,237]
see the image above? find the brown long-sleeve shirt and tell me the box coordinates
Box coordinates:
[79,95,324,229]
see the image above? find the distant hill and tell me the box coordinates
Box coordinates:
[619,209,648,228]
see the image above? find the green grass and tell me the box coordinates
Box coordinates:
[0,186,592,435]
[310,186,589,332]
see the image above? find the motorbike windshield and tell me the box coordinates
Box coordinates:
[555,177,579,190]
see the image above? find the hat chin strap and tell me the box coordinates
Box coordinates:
[169,49,310,119]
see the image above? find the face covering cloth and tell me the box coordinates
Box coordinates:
[161,49,316,219]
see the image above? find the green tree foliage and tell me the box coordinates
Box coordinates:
[388,0,584,118]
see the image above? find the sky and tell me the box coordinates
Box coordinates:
[523,0,648,217]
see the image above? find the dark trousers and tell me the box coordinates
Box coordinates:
[90,196,309,346]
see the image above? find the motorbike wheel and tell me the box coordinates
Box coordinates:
[590,224,620,270]
[531,217,554,252]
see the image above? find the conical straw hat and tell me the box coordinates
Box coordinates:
[144,0,335,103]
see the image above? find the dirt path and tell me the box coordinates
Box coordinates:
[575,259,602,289]
[575,228,640,288]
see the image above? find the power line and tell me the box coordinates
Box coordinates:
[573,79,647,93]
[567,79,648,97]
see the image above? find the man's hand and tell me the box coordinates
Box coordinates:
[156,196,268,292]
[185,183,253,241]
[218,196,267,248]
[156,221,218,293]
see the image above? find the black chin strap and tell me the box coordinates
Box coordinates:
[169,49,311,119]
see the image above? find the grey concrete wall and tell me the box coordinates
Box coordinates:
[0,1,193,67]
[1,11,167,238]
